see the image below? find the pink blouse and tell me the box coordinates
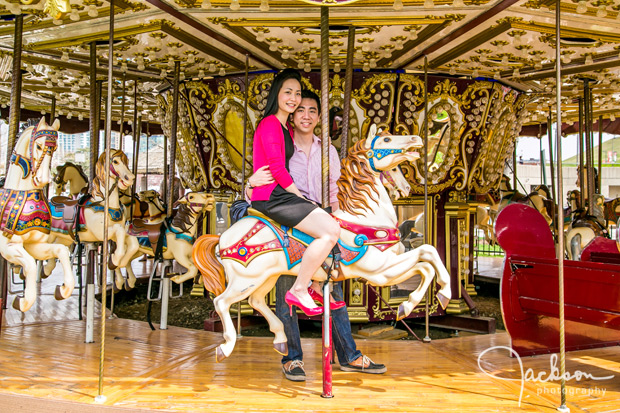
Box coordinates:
[250,115,294,201]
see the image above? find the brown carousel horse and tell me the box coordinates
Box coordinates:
[498,175,556,227]
[0,118,75,312]
[53,162,88,198]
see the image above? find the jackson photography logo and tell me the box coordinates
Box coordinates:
[477,346,614,407]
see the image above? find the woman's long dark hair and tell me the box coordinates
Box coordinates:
[261,68,302,121]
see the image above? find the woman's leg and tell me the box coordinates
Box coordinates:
[289,208,340,309]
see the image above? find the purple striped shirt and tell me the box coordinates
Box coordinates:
[289,135,340,205]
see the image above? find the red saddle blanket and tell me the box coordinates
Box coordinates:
[0,189,51,236]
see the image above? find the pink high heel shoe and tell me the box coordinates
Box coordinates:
[285,291,323,316]
[308,288,346,311]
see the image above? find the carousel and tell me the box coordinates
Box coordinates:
[0,0,618,411]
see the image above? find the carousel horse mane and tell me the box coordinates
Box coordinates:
[91,150,129,199]
[55,162,88,185]
[337,140,380,215]
[170,202,195,233]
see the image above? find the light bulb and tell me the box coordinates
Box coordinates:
[70,8,80,21]
[78,114,83,121]
[230,0,240,11]
[219,67,226,76]
[472,69,479,78]
[282,50,290,59]
[576,0,587,14]
[334,62,341,73]
[596,5,607,18]
[188,54,195,64]
[408,30,418,40]
[354,50,363,59]
[493,71,500,80]
[179,72,185,81]
[256,31,266,42]
[269,42,278,52]
[369,58,377,69]
[61,51,69,61]
[137,62,145,71]
[362,42,370,52]
[424,0,434,7]
[297,60,305,69]
[160,69,167,78]
[453,0,465,7]
[393,0,403,11]
[260,0,269,12]
[611,114,616,122]
[304,62,311,72]
[585,54,593,65]
[168,57,175,68]
[395,40,403,50]
[198,69,205,77]
[201,0,212,9]
[363,62,370,72]
[208,63,216,72]
[121,62,128,72]
[53,18,62,26]
[449,66,456,75]
[88,5,98,17]
[309,50,317,60]
[512,68,520,77]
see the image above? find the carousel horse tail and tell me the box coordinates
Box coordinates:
[193,234,226,296]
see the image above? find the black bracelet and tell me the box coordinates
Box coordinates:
[247,181,254,189]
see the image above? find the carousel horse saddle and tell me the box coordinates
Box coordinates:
[50,196,81,226]
[129,218,165,247]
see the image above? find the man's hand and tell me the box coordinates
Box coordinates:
[248,165,274,188]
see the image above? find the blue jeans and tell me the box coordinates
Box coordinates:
[275,275,362,365]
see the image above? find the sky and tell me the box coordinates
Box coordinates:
[517,130,619,162]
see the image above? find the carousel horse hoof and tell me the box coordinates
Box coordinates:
[215,346,227,363]
[113,282,122,294]
[108,255,118,271]
[273,342,288,356]
[436,292,450,310]
[54,284,67,300]
[12,296,24,311]
[124,280,134,291]
[396,303,407,321]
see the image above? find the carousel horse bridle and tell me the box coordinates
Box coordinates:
[366,134,405,173]
[11,127,58,182]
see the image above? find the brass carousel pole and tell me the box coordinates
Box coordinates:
[578,97,584,198]
[90,41,99,181]
[119,74,126,152]
[423,56,431,344]
[167,61,180,218]
[584,79,594,210]
[238,54,249,339]
[319,5,333,399]
[547,108,556,204]
[6,14,23,175]
[598,115,603,193]
[339,26,355,160]
[555,1,568,411]
[130,81,140,210]
[96,0,115,402]
[50,96,56,122]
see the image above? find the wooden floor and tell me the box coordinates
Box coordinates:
[0,316,618,412]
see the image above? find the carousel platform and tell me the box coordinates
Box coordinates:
[0,315,618,412]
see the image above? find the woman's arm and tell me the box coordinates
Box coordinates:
[260,117,294,189]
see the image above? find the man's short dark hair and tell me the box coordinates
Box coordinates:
[301,89,321,114]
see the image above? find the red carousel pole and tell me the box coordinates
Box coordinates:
[319,4,333,399]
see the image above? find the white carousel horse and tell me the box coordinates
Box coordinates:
[192,125,452,361]
[45,150,141,291]
[52,162,88,197]
[0,118,75,312]
[380,165,410,200]
[124,192,214,285]
[564,190,607,260]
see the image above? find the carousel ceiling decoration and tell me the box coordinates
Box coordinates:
[0,0,619,127]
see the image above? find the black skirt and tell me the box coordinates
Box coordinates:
[252,185,318,228]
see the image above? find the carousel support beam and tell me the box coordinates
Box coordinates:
[167,61,180,217]
[319,5,333,400]
[555,1,569,410]
[339,26,355,160]
[423,56,431,344]
[96,0,116,402]
[6,14,23,175]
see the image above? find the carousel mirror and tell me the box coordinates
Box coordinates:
[414,100,462,184]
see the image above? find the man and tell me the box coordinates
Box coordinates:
[247,90,386,381]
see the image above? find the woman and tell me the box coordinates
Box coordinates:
[251,69,340,316]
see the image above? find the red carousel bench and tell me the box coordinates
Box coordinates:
[496,203,620,357]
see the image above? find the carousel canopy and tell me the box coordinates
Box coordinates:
[0,0,618,130]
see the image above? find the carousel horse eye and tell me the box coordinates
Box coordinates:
[383,137,391,143]
[36,144,43,151]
